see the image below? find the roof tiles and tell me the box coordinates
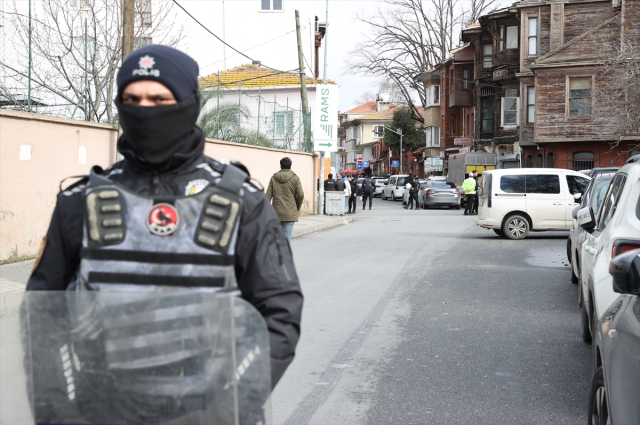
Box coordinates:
[199,64,335,89]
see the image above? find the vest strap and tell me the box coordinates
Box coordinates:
[81,248,234,266]
[88,272,225,287]
[89,166,113,187]
[218,164,247,193]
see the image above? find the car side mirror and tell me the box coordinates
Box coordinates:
[577,207,596,231]
[573,193,582,200]
[572,206,581,219]
[609,249,640,294]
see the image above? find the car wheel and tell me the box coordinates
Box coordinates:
[588,368,609,425]
[448,205,455,209]
[502,215,530,240]
[391,193,396,202]
[571,264,579,284]
[582,298,592,343]
[493,229,504,237]
[566,237,572,265]
[578,280,583,308]
[455,205,461,210]
[381,192,387,200]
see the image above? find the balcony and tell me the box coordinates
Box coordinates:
[493,49,519,68]
[493,68,515,82]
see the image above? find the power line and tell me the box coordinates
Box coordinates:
[200,68,302,89]
[172,0,284,73]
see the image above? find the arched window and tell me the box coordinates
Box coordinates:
[525,155,533,168]
[574,152,594,171]
[534,154,542,167]
[546,153,554,168]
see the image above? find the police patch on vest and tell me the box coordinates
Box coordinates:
[147,203,179,236]
[185,179,210,196]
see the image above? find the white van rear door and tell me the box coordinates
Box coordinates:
[565,173,591,226]
[525,174,566,229]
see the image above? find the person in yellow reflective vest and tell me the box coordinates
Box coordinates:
[462,171,477,216]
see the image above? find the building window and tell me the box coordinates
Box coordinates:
[426,85,440,106]
[501,96,519,127]
[134,37,153,49]
[73,36,96,61]
[70,0,87,8]
[534,154,542,167]
[482,44,493,68]
[525,155,533,168]
[463,69,469,89]
[574,152,595,171]
[526,86,535,124]
[569,78,592,118]
[261,0,283,11]
[373,125,384,138]
[546,153,553,168]
[481,98,493,132]
[426,126,440,147]
[528,17,538,56]
[450,115,457,136]
[499,26,518,51]
[275,111,293,136]
[136,0,152,27]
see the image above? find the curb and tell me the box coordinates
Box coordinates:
[292,216,353,238]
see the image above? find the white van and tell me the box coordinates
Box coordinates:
[382,175,409,201]
[476,168,591,239]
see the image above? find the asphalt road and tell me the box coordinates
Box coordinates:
[273,197,591,425]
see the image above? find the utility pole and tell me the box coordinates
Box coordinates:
[384,126,403,174]
[222,0,227,69]
[27,0,31,112]
[317,0,329,215]
[122,0,135,60]
[294,11,310,141]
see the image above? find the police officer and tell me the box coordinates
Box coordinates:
[26,45,303,392]
[404,172,419,210]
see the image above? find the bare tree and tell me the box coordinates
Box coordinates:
[352,78,406,106]
[1,0,184,123]
[347,0,499,122]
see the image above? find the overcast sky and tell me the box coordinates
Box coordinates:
[173,0,388,112]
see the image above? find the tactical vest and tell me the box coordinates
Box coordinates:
[69,164,248,292]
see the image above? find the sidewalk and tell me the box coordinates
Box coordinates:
[292,214,352,238]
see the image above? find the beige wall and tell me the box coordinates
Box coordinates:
[0,109,316,262]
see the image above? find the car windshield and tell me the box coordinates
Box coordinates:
[431,182,456,189]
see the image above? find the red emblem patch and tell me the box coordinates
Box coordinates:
[147,203,179,236]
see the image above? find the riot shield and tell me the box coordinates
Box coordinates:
[0,291,271,425]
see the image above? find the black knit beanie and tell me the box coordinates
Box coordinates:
[117,45,199,102]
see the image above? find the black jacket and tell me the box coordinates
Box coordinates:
[362,177,374,193]
[334,179,346,191]
[349,179,358,196]
[324,178,336,192]
[27,135,303,389]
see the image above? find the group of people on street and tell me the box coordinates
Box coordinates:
[322,171,376,214]
[462,170,480,215]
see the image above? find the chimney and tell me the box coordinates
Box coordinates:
[376,93,391,112]
[252,60,261,66]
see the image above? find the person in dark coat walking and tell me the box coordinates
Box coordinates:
[26,45,302,397]
[348,175,358,214]
[404,173,420,210]
[362,172,375,210]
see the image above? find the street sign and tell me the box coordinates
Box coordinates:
[357,157,363,164]
[459,147,469,154]
[357,163,363,170]
[432,157,443,166]
[454,138,471,146]
[312,85,339,153]
[391,160,399,167]
[363,161,369,167]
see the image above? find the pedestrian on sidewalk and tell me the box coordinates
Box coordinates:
[348,176,358,214]
[266,157,305,240]
[334,174,346,216]
[362,171,375,210]
[404,172,419,210]
[462,171,477,216]
[324,174,336,192]
[341,174,351,213]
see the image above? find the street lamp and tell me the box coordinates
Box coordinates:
[384,126,403,174]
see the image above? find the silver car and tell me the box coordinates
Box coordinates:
[374,178,388,197]
[419,181,461,209]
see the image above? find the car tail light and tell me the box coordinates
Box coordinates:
[396,184,399,189]
[426,190,435,195]
[612,243,640,258]
[452,190,460,195]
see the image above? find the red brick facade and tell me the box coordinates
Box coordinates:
[522,141,638,170]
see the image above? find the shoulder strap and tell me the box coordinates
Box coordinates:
[219,164,248,193]
[88,166,112,187]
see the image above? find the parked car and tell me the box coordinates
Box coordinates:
[578,167,620,177]
[418,181,461,209]
[402,181,426,205]
[568,172,616,285]
[588,249,640,425]
[373,178,388,197]
[428,176,447,181]
[382,175,409,201]
[475,168,590,240]
[576,162,640,344]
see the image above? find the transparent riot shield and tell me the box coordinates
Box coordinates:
[0,291,271,425]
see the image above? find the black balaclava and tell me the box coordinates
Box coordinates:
[115,45,202,172]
